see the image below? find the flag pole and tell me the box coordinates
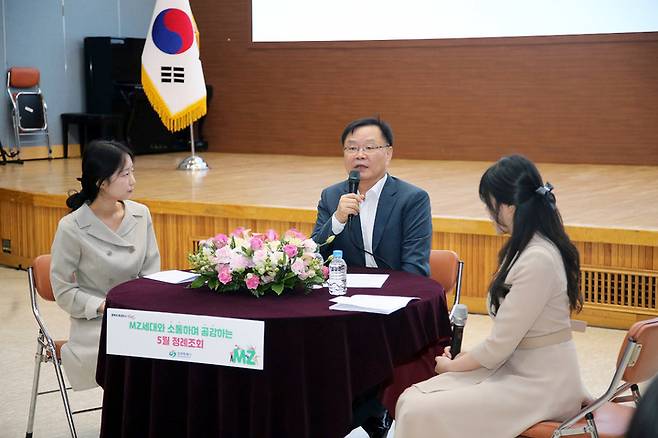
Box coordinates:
[177,121,209,171]
[142,0,208,170]
[190,124,196,157]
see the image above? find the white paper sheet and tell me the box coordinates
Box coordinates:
[144,270,200,284]
[346,274,389,288]
[312,273,390,289]
[328,294,419,315]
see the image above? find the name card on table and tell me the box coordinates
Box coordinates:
[107,308,265,370]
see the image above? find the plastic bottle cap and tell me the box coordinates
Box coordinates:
[332,249,343,259]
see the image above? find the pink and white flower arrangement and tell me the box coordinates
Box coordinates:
[188,228,333,297]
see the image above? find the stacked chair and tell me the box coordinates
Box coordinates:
[7,67,51,159]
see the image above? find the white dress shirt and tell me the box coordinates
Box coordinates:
[331,174,387,267]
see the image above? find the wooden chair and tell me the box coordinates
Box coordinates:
[520,317,658,438]
[25,255,100,438]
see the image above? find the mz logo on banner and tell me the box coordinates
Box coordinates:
[230,346,258,366]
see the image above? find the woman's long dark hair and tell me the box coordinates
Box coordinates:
[479,155,582,315]
[66,140,134,211]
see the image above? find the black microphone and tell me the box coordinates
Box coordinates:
[449,304,468,359]
[347,170,360,194]
[347,170,360,225]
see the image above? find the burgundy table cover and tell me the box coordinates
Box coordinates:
[96,268,451,438]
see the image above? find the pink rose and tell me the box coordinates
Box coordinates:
[291,258,306,276]
[213,233,229,247]
[231,227,246,237]
[250,236,264,250]
[322,266,330,280]
[285,228,306,239]
[265,229,279,241]
[217,265,232,284]
[292,259,311,280]
[283,244,299,258]
[245,274,260,290]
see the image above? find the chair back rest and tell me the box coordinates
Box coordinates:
[429,250,459,292]
[32,255,55,302]
[8,67,40,88]
[15,93,46,129]
[618,317,658,383]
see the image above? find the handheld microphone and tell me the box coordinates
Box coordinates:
[449,304,468,359]
[347,170,360,225]
[347,170,360,194]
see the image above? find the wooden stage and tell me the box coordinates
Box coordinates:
[1,152,657,328]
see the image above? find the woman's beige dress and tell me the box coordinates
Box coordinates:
[50,200,160,390]
[395,234,588,438]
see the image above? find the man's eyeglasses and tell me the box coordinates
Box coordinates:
[343,143,391,155]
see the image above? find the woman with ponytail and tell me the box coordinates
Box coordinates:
[51,140,160,390]
[395,155,588,438]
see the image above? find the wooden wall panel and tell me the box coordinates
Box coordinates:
[2,188,656,329]
[193,0,658,165]
[0,197,66,267]
[576,242,657,271]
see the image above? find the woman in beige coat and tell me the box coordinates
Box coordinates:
[395,155,588,438]
[51,140,160,390]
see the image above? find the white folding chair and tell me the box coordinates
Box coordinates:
[7,67,52,158]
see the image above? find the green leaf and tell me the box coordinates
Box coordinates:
[207,276,219,290]
[223,282,239,292]
[271,283,284,294]
[190,276,207,289]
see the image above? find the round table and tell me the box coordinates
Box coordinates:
[96,268,451,438]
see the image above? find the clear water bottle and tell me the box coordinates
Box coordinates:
[328,249,347,296]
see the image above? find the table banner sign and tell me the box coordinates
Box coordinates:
[107,308,265,370]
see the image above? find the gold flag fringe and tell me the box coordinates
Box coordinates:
[141,66,207,132]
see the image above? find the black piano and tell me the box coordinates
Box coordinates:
[62,36,210,156]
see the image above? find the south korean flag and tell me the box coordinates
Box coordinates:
[142,0,207,132]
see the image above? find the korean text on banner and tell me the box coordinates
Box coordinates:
[107,308,265,370]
